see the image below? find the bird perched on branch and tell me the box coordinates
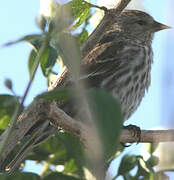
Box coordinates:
[62,10,170,121]
[6,10,170,171]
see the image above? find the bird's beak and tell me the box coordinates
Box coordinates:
[153,21,171,32]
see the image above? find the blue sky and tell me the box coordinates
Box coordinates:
[0,0,173,178]
[0,0,45,104]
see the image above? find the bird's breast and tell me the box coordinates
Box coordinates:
[101,42,153,120]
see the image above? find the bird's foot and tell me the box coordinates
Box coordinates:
[121,124,141,147]
[123,124,141,142]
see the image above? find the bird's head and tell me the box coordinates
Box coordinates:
[112,10,171,44]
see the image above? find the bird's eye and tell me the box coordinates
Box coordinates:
[136,20,147,26]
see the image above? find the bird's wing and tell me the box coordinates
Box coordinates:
[80,39,140,88]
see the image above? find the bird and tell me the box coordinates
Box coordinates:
[61,9,170,122]
[6,10,170,171]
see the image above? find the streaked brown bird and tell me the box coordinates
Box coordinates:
[63,10,170,121]
[7,10,170,171]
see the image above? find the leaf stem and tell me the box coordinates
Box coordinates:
[82,1,108,12]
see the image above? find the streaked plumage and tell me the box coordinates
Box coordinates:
[81,39,153,120]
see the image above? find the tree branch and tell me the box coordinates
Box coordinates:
[1,96,174,169]
[48,102,174,143]
[0,100,50,166]
[120,129,174,143]
[81,0,132,58]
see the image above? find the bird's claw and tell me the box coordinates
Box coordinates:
[123,124,141,143]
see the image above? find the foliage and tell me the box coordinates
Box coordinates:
[0,95,21,131]
[0,0,172,180]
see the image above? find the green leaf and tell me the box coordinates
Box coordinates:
[118,155,137,176]
[36,87,71,102]
[26,146,51,162]
[3,34,42,49]
[28,50,37,79]
[138,155,155,173]
[0,172,40,180]
[29,133,67,163]
[32,132,84,177]
[78,29,88,45]
[72,6,90,29]
[28,44,57,78]
[63,158,78,174]
[36,15,47,31]
[135,159,149,179]
[43,172,80,180]
[146,155,159,167]
[40,46,57,77]
[64,0,91,29]
[26,35,43,51]
[58,133,84,176]
[40,47,50,76]
[0,95,20,130]
[68,0,91,18]
[88,89,123,161]
[7,34,44,79]
[4,79,13,90]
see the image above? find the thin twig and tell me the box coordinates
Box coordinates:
[83,1,108,12]
[0,99,51,165]
[5,121,50,172]
[0,34,49,158]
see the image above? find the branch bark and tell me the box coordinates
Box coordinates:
[120,129,174,143]
[1,97,174,169]
[81,0,132,58]
[0,100,51,165]
[49,102,174,143]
